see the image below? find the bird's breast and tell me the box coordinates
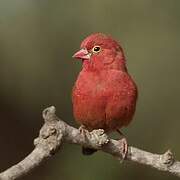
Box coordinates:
[72,70,137,131]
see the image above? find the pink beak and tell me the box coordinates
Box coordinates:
[72,48,91,60]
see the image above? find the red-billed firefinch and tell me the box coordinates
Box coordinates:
[72,33,137,156]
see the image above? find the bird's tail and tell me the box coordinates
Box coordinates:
[82,147,97,155]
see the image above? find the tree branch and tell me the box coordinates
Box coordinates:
[0,106,180,180]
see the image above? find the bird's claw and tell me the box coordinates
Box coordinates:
[117,137,128,162]
[90,129,109,147]
[79,126,109,149]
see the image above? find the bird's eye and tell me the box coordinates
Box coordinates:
[92,46,101,53]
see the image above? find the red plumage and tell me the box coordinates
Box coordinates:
[72,33,137,133]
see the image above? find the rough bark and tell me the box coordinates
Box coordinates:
[0,106,179,180]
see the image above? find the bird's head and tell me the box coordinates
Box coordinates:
[73,33,127,71]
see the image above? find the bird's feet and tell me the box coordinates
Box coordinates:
[79,125,109,149]
[117,137,128,160]
[117,130,128,161]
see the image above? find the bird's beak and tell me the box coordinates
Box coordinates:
[72,48,91,60]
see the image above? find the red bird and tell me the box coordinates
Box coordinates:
[72,33,137,156]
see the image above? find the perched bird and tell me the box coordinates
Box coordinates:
[72,33,137,156]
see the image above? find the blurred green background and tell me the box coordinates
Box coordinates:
[0,0,179,179]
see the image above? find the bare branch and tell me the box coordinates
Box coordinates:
[0,106,180,180]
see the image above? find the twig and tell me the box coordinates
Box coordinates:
[0,106,179,180]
